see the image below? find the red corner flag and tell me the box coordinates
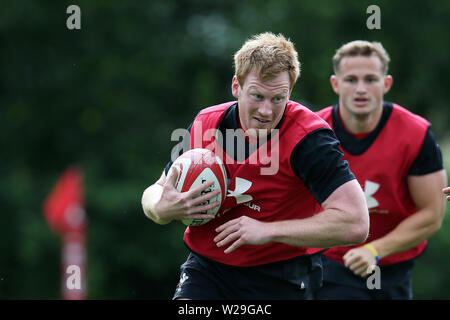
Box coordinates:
[43,167,85,234]
[43,166,87,300]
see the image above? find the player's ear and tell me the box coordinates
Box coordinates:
[231,75,240,99]
[330,75,340,95]
[383,75,393,94]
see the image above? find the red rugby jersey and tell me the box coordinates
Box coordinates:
[184,101,330,267]
[317,102,429,266]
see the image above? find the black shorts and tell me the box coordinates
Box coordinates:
[313,256,414,300]
[172,251,323,300]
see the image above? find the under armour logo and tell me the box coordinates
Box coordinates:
[364,180,380,209]
[176,272,189,293]
[180,272,189,285]
[227,177,253,204]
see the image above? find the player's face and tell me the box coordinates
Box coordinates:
[331,55,392,119]
[231,70,291,137]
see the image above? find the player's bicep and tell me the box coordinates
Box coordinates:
[407,170,447,222]
[321,179,369,243]
[291,128,355,204]
[321,179,367,215]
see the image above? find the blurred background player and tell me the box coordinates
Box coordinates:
[315,40,447,300]
[141,33,369,300]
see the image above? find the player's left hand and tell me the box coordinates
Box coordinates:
[343,246,377,278]
[214,216,270,254]
[443,187,450,201]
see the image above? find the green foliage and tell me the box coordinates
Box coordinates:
[0,0,449,299]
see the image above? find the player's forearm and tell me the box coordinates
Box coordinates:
[141,184,172,225]
[267,179,369,248]
[268,207,369,248]
[370,208,444,259]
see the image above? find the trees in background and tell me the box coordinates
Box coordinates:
[1,0,449,299]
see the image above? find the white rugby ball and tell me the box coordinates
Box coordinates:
[168,148,228,226]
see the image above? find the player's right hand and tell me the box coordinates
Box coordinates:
[153,167,220,222]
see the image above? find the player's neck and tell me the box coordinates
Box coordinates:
[338,105,383,134]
